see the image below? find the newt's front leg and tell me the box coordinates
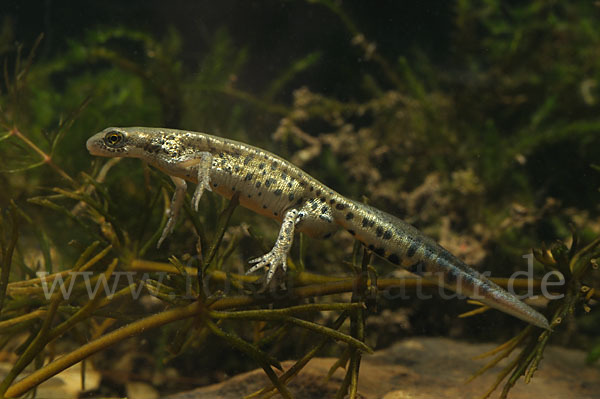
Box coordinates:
[157,152,213,248]
[192,152,213,211]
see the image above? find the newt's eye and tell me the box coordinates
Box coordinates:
[104,131,125,147]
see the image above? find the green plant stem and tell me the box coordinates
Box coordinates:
[0,245,112,396]
[0,204,19,314]
[205,318,282,370]
[4,300,204,398]
[0,310,46,330]
[209,302,362,319]
[203,192,240,271]
[469,326,531,384]
[211,308,370,353]
[132,258,584,297]
[3,274,374,397]
[45,259,119,342]
[205,319,294,399]
[247,311,349,399]
[8,127,75,185]
[570,236,600,278]
[338,249,369,399]
[4,250,582,397]
[52,187,125,244]
[5,240,102,293]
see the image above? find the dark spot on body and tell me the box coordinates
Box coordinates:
[374,247,385,256]
[346,212,354,220]
[256,181,262,188]
[235,166,240,172]
[263,205,267,209]
[329,199,335,204]
[408,261,425,276]
[376,227,383,237]
[288,193,295,201]
[265,178,275,187]
[321,206,328,213]
[258,192,262,196]
[311,202,318,210]
[219,152,224,158]
[213,183,218,187]
[281,172,287,180]
[259,163,265,169]
[383,230,392,240]
[274,212,278,216]
[310,186,314,191]
[445,269,458,283]
[271,162,278,170]
[368,244,375,250]
[274,189,282,195]
[407,241,419,258]
[335,203,346,210]
[362,218,370,228]
[245,173,253,181]
[323,232,332,239]
[348,229,355,235]
[244,154,254,165]
[145,144,162,154]
[316,190,321,196]
[320,197,326,203]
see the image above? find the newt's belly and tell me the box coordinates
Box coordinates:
[210,167,297,223]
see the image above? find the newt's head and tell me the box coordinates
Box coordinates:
[87,127,193,166]
[86,127,142,158]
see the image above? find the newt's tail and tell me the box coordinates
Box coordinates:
[332,197,550,329]
[421,250,550,330]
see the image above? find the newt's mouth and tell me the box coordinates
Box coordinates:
[86,134,118,157]
[86,135,99,154]
[86,135,105,156]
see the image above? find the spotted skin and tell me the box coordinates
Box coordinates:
[86,127,549,329]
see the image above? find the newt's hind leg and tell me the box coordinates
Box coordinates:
[247,209,303,285]
[158,176,187,248]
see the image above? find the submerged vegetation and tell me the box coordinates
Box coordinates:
[0,1,598,398]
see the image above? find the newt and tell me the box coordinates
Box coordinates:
[86,127,550,329]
